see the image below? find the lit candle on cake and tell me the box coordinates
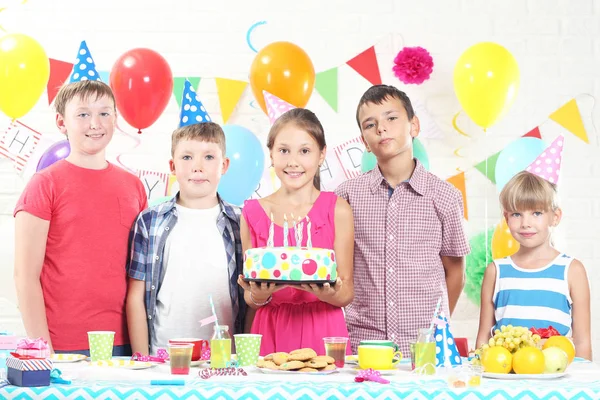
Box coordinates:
[306,216,312,248]
[268,212,274,247]
[283,214,289,247]
[297,217,303,248]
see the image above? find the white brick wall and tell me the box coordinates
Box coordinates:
[0,0,599,357]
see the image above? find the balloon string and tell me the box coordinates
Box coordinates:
[115,120,141,174]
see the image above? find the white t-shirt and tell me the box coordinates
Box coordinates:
[151,203,233,353]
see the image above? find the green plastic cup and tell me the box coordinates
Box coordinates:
[87,331,115,361]
[234,334,262,367]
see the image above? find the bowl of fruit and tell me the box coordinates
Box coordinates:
[472,325,574,379]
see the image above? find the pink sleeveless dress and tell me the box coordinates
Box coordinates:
[242,191,350,356]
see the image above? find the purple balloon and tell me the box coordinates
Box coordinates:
[36,140,71,172]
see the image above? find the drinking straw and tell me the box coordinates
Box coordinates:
[428,297,442,334]
[209,295,221,339]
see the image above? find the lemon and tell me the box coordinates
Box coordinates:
[481,346,512,373]
[542,336,575,364]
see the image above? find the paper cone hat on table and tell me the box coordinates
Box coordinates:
[433,312,462,367]
[264,91,296,125]
[68,41,102,83]
[179,80,212,128]
[525,135,564,185]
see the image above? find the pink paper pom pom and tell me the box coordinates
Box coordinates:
[392,46,434,85]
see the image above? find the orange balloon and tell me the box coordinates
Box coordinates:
[249,41,315,115]
[491,218,520,259]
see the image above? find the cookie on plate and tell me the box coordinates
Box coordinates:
[310,355,335,364]
[280,360,305,370]
[304,359,328,369]
[289,348,318,361]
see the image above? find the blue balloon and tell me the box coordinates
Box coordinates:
[218,125,265,206]
[495,137,546,192]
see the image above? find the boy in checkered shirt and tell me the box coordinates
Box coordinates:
[335,85,470,355]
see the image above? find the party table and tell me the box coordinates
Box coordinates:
[1,359,599,399]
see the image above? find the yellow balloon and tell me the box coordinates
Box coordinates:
[491,218,520,259]
[0,34,50,119]
[453,42,519,129]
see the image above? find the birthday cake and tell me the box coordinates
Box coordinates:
[243,247,337,284]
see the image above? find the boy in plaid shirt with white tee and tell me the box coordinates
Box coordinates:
[126,121,246,355]
[336,85,470,355]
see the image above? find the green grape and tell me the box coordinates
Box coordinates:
[489,338,495,346]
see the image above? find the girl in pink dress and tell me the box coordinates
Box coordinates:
[238,108,354,356]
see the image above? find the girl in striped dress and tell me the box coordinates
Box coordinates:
[476,170,591,360]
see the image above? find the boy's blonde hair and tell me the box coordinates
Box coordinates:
[499,171,559,213]
[171,122,226,157]
[54,80,116,116]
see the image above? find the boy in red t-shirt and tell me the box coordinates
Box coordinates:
[13,80,147,355]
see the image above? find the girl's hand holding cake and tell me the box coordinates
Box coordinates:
[298,277,343,301]
[237,275,289,308]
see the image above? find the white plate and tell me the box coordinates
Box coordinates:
[257,367,338,375]
[345,355,358,365]
[89,360,156,370]
[50,354,87,363]
[483,372,567,380]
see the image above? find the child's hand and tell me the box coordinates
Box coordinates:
[298,278,343,301]
[237,275,288,303]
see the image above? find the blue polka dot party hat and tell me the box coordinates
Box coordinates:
[179,80,212,127]
[68,41,102,83]
[433,312,462,367]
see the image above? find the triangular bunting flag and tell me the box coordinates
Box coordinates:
[68,41,101,83]
[264,91,296,125]
[549,99,588,143]
[47,59,74,105]
[446,172,468,220]
[526,135,564,185]
[179,80,211,127]
[346,46,382,86]
[474,151,500,185]
[315,67,339,112]
[523,126,542,139]
[215,78,248,123]
[173,77,201,108]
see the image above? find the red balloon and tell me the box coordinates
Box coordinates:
[110,48,173,133]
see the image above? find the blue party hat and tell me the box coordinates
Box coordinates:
[68,41,102,83]
[179,80,212,127]
[434,312,462,367]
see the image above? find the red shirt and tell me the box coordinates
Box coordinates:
[14,160,147,351]
[335,160,470,355]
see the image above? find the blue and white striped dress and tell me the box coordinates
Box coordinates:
[493,253,573,336]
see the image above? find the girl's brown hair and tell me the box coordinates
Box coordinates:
[499,171,559,213]
[266,108,326,190]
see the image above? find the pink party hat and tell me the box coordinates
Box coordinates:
[263,91,296,125]
[526,135,564,185]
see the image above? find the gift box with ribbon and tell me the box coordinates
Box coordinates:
[15,338,50,359]
[0,331,18,371]
[6,354,53,387]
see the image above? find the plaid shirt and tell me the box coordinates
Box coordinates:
[127,194,246,349]
[335,160,469,355]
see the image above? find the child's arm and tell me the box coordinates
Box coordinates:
[569,259,592,360]
[126,217,150,355]
[126,278,149,355]
[298,198,355,307]
[475,263,497,349]
[13,212,53,351]
[237,215,288,310]
[442,256,465,315]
